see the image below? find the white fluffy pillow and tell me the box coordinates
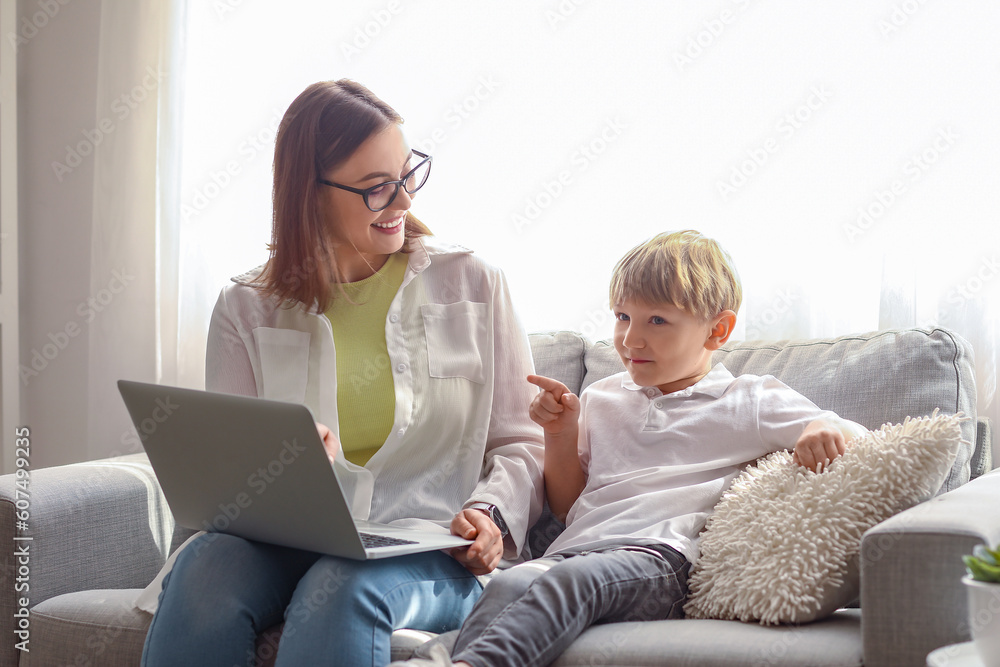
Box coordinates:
[683,411,964,625]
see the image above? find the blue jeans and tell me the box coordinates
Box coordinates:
[452,543,690,667]
[141,533,483,667]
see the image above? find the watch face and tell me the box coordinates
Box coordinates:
[470,503,508,536]
[490,507,509,536]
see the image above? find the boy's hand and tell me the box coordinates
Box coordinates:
[792,418,848,472]
[527,374,580,436]
[530,374,586,520]
[315,422,338,465]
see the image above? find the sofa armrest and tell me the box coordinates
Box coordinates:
[861,468,1000,667]
[0,453,194,664]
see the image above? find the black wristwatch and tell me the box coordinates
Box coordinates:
[468,502,509,538]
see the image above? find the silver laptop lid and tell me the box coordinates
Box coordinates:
[118,380,368,559]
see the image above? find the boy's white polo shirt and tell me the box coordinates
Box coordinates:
[543,364,834,563]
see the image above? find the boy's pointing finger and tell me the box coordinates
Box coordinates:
[527,374,571,398]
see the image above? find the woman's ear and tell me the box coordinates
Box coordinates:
[706,310,737,350]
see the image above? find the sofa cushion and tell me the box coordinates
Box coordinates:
[418,610,862,666]
[554,611,863,667]
[581,340,624,393]
[27,589,443,666]
[528,331,588,396]
[712,328,975,493]
[684,411,963,625]
[25,589,150,667]
[974,418,993,478]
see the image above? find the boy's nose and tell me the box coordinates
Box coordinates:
[622,326,644,348]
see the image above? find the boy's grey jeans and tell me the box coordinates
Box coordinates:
[452,542,690,667]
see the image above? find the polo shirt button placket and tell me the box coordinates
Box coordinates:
[645,403,660,429]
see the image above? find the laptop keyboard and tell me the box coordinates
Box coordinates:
[360,532,419,549]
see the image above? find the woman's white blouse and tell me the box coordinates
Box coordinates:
[206,236,545,555]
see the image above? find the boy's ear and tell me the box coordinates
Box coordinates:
[706,310,737,350]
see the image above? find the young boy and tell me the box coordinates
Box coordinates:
[392,230,866,667]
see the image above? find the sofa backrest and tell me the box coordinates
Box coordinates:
[529,327,978,496]
[526,331,589,396]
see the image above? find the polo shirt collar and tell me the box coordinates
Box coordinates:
[621,362,734,399]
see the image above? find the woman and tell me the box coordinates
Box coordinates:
[141,80,545,667]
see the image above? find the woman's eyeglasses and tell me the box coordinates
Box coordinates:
[318,150,432,212]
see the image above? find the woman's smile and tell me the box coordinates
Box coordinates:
[372,214,405,233]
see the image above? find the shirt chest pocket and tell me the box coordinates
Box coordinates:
[420,301,488,384]
[253,327,311,402]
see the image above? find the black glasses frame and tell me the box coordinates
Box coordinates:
[318,150,432,212]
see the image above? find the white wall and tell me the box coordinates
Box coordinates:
[15,0,103,468]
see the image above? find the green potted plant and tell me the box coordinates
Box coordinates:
[962,543,1000,664]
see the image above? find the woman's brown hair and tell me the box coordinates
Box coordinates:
[254,79,431,312]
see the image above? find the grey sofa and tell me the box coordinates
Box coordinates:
[1,327,996,667]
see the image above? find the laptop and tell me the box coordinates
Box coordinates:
[117,380,473,560]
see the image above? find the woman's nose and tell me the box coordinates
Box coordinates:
[390,186,413,211]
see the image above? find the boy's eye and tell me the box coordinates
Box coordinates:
[615,312,629,322]
[651,316,667,325]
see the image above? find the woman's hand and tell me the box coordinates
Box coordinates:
[315,422,339,465]
[448,508,504,575]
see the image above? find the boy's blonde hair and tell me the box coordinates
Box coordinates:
[609,230,742,320]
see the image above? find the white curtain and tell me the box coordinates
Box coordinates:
[86,0,184,460]
[172,2,998,464]
[879,249,997,450]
